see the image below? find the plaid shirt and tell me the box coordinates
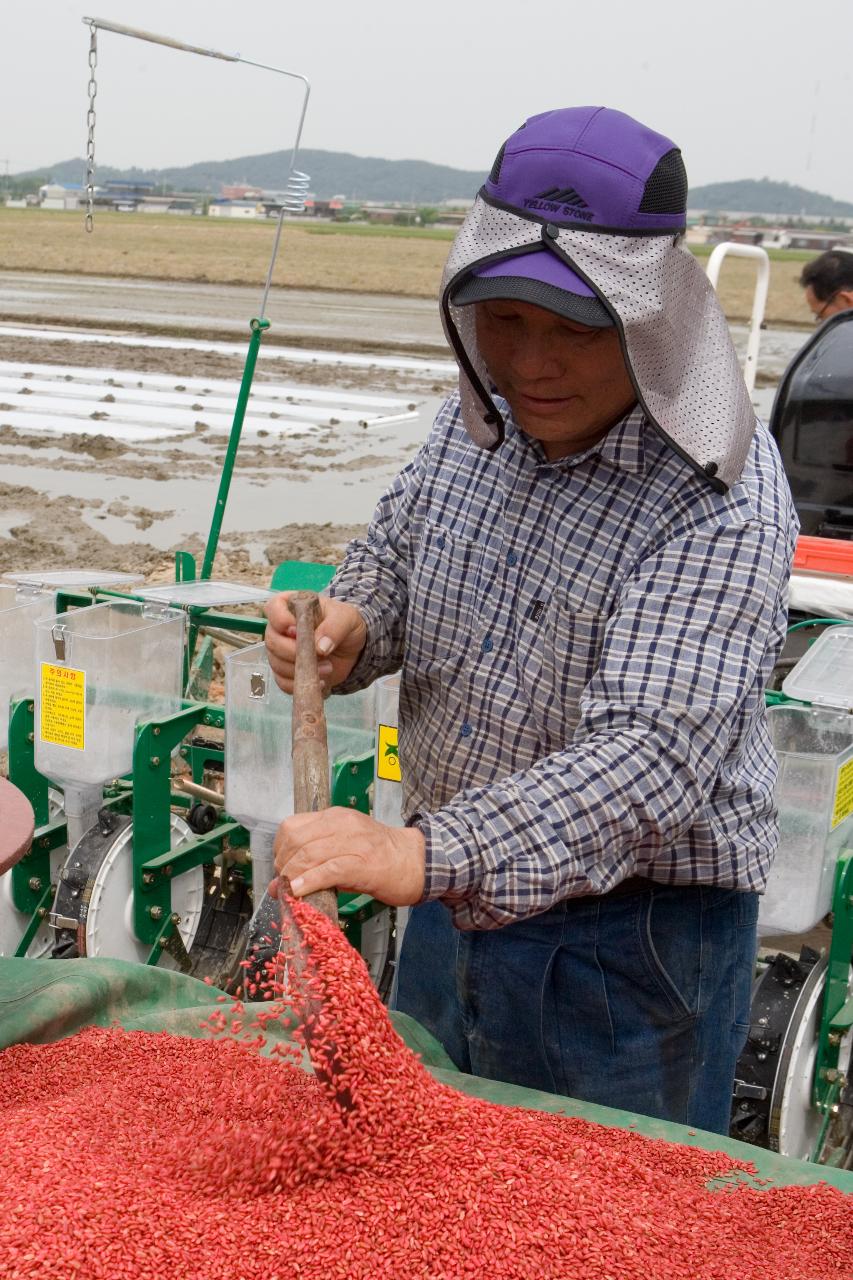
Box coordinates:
[330,393,798,929]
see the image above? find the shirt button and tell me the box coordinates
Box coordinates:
[506,551,518,567]
[460,721,472,737]
[436,535,446,550]
[481,636,493,653]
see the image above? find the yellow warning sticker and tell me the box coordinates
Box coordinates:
[831,756,853,829]
[40,663,86,751]
[376,723,401,783]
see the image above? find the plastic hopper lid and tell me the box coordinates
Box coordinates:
[782,625,853,708]
[4,570,143,589]
[134,581,272,607]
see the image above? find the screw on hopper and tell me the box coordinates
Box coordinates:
[278,590,352,1110]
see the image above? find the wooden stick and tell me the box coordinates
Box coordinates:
[288,591,338,924]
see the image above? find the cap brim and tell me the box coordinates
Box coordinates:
[450,249,613,328]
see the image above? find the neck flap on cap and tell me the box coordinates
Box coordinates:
[441,108,756,492]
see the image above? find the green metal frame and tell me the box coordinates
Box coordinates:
[813,854,853,1127]
[13,885,54,957]
[131,702,238,948]
[131,704,376,954]
[331,753,373,814]
[337,892,389,951]
[178,737,224,787]
[270,561,336,593]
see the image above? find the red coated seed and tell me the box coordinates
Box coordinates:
[1,897,851,1280]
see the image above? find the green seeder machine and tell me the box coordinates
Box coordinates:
[0,561,395,990]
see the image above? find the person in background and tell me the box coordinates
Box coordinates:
[800,249,853,323]
[265,106,798,1135]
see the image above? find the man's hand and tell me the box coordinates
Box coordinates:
[270,808,426,906]
[265,593,367,694]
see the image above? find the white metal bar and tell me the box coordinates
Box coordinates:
[706,242,770,397]
[82,17,239,62]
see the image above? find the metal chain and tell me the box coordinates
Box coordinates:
[85,24,98,233]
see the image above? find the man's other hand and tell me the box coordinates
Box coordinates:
[265,593,367,693]
[270,808,425,906]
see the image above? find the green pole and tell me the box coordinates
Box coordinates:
[201,316,270,580]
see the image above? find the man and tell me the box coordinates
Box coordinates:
[266,107,798,1134]
[800,249,853,323]
[768,249,853,536]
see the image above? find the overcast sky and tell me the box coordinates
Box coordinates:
[3,0,852,200]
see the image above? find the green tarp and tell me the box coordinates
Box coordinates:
[2,957,851,1193]
[0,957,454,1067]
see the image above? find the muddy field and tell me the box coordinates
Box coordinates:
[1,209,818,326]
[0,318,453,585]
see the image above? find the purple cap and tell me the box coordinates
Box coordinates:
[485,106,687,233]
[451,107,686,325]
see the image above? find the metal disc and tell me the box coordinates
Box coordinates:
[82,814,203,966]
[771,958,853,1161]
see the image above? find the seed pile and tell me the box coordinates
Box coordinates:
[2,899,852,1280]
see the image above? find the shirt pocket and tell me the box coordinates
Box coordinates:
[407,519,483,682]
[531,592,609,743]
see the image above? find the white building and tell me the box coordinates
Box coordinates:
[38,183,83,211]
[208,200,263,219]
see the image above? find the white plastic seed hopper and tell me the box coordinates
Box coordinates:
[32,600,201,964]
[225,643,390,981]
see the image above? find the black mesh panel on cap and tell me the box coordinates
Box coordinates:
[489,144,507,185]
[638,148,688,215]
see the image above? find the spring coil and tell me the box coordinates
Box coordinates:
[282,169,310,214]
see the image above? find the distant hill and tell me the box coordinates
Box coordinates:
[12,148,488,204]
[14,153,853,216]
[689,177,853,217]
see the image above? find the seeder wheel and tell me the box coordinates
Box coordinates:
[732,949,853,1163]
[50,811,204,968]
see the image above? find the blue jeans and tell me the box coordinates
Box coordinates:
[395,885,758,1134]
